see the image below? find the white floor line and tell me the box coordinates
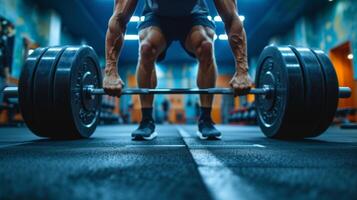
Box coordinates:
[125,144,186,148]
[177,127,262,200]
[125,144,265,149]
[188,144,266,148]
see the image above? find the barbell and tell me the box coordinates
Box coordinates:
[1,45,352,139]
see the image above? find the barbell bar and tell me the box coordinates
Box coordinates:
[85,85,272,95]
[3,86,351,98]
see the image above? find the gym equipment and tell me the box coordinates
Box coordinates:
[2,45,352,139]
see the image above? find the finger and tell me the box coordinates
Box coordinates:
[107,90,115,97]
[105,88,117,97]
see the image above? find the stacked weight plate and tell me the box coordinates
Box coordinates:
[289,46,325,138]
[255,46,306,139]
[19,47,49,137]
[256,45,340,139]
[310,49,339,137]
[19,45,102,139]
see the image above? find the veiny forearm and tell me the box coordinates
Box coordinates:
[226,16,248,74]
[105,22,125,76]
[105,0,138,76]
[213,0,248,75]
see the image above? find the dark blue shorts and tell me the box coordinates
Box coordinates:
[138,14,216,62]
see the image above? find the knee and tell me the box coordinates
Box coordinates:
[140,42,157,60]
[196,40,214,64]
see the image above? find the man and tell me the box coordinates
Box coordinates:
[103,0,253,140]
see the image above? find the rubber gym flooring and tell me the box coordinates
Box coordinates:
[0,125,356,200]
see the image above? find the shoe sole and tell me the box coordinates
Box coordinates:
[132,131,158,141]
[196,131,222,140]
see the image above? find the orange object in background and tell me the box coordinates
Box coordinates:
[329,42,357,121]
[168,95,185,124]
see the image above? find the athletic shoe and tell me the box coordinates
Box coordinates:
[197,119,222,140]
[132,119,157,140]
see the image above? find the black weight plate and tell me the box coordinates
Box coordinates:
[255,46,305,139]
[310,49,339,136]
[53,46,102,138]
[32,46,67,137]
[18,47,49,135]
[289,46,325,138]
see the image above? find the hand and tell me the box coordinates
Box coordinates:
[229,72,253,96]
[103,71,125,97]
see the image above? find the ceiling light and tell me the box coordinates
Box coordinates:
[218,34,228,40]
[347,53,353,60]
[28,49,34,56]
[214,15,245,22]
[130,16,140,22]
[214,16,222,22]
[124,35,139,40]
[239,16,245,22]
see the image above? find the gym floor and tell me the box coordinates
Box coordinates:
[0,125,356,200]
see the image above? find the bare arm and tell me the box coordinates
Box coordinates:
[213,0,248,75]
[103,0,138,96]
[105,0,138,77]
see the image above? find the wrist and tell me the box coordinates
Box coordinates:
[104,67,119,77]
[236,68,249,76]
[235,62,248,74]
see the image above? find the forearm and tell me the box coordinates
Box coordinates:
[105,0,137,76]
[225,16,248,75]
[214,0,248,75]
[105,20,125,76]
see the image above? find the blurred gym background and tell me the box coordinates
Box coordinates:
[0,0,356,126]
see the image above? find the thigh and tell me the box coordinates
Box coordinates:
[139,26,167,55]
[184,26,215,55]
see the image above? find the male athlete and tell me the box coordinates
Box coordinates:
[103,0,253,140]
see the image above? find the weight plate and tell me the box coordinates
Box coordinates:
[18,47,49,135]
[289,46,325,138]
[310,49,339,136]
[33,47,67,137]
[255,46,305,139]
[53,46,102,138]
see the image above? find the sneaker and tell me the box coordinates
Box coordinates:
[132,119,157,140]
[197,119,222,140]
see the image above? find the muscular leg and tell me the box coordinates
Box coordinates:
[137,27,167,108]
[185,26,221,139]
[132,26,166,140]
[185,26,216,108]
